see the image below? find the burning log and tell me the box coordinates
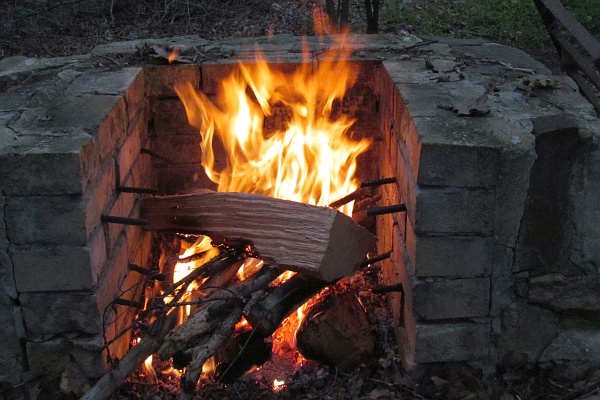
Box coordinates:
[296,290,378,370]
[143,190,377,281]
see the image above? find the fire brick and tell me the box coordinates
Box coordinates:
[150,98,198,137]
[97,96,129,163]
[144,65,200,98]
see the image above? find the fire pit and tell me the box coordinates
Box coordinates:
[1,33,600,396]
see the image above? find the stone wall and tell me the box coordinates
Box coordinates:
[0,58,153,388]
[376,38,600,377]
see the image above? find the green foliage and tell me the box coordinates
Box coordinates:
[383,0,549,49]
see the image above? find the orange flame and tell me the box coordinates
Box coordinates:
[168,48,180,63]
[175,37,370,216]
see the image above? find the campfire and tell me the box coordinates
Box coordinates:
[81,35,390,400]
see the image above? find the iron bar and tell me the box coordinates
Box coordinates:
[112,298,144,309]
[366,203,407,217]
[101,215,148,226]
[117,186,160,195]
[128,263,166,281]
[371,283,404,295]
[360,251,391,268]
[140,147,176,163]
[360,177,397,188]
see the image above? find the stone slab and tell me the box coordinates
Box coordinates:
[0,292,22,378]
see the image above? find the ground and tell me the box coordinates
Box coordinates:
[2,1,600,399]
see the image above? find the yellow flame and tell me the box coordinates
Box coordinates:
[273,379,285,391]
[175,36,370,216]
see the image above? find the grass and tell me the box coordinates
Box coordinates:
[380,0,600,51]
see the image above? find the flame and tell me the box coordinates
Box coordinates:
[175,36,371,216]
[273,379,285,391]
[168,48,180,63]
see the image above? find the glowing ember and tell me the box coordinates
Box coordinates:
[174,36,371,217]
[273,379,286,391]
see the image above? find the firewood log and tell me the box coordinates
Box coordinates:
[142,191,377,282]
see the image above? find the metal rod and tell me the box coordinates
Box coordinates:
[371,283,404,295]
[360,251,392,268]
[360,177,397,188]
[366,203,407,217]
[117,186,160,195]
[112,298,144,309]
[329,188,368,209]
[140,147,176,163]
[101,215,148,226]
[127,264,166,281]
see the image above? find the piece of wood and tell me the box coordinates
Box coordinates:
[143,191,377,282]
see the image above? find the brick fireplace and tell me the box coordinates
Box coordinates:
[1,34,600,387]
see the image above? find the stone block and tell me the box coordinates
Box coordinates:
[491,245,516,317]
[5,196,86,246]
[413,277,490,320]
[495,302,558,363]
[406,231,492,277]
[539,328,600,378]
[144,65,200,98]
[411,116,503,189]
[0,292,22,378]
[415,321,491,363]
[150,98,197,136]
[414,186,494,235]
[0,135,95,196]
[20,291,102,335]
[0,249,17,298]
[12,246,94,292]
[65,68,141,96]
[26,335,106,379]
[0,195,7,245]
[528,273,600,311]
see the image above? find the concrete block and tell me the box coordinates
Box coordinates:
[144,65,200,98]
[415,321,491,363]
[413,277,490,320]
[12,246,94,292]
[414,186,494,235]
[406,230,492,277]
[20,291,101,335]
[0,135,95,196]
[5,196,86,246]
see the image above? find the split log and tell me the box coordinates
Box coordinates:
[143,191,377,282]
